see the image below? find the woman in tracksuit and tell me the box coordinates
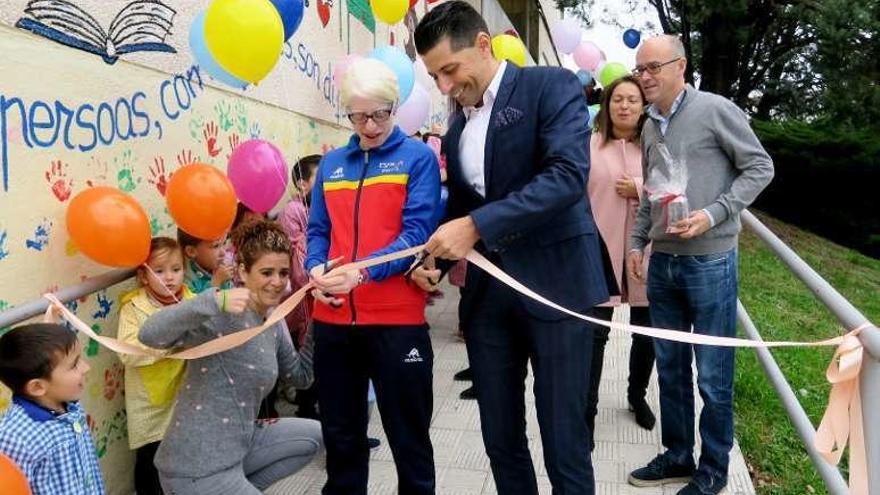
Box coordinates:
[305,57,441,495]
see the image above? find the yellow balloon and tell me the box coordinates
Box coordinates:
[371,0,409,25]
[492,34,527,67]
[205,0,284,84]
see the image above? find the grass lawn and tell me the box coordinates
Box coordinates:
[735,211,880,494]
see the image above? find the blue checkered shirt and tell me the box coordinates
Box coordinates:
[0,397,105,495]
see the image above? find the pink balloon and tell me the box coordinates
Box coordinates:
[551,19,582,54]
[573,41,602,71]
[333,54,363,89]
[227,139,288,213]
[396,84,430,135]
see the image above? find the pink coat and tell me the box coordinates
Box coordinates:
[587,134,649,307]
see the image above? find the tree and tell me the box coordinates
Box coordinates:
[557,0,822,118]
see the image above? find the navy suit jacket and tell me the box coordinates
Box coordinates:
[443,63,617,321]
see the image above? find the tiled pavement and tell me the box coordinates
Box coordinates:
[267,285,756,494]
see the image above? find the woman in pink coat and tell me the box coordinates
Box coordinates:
[585,76,656,451]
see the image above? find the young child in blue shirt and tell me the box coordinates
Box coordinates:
[0,322,105,494]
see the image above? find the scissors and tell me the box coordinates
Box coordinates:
[404,251,438,286]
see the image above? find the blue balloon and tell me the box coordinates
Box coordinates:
[270,0,305,41]
[623,28,641,49]
[368,46,415,103]
[576,69,593,87]
[189,11,248,90]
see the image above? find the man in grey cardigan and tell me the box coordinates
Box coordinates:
[626,35,774,495]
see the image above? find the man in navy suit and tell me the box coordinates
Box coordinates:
[412,3,615,493]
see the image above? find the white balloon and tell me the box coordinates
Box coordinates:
[396,84,431,136]
[413,57,434,91]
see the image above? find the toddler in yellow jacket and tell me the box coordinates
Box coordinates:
[116,237,193,493]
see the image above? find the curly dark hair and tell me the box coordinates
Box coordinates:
[230,220,291,271]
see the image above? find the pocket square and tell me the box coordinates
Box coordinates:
[494,106,524,128]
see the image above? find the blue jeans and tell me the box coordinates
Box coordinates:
[647,250,737,492]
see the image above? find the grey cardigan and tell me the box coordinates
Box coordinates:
[631,85,774,255]
[138,290,314,478]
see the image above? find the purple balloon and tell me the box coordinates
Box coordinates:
[551,19,582,55]
[397,84,431,136]
[227,139,289,213]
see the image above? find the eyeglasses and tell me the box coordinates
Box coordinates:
[632,57,681,78]
[347,108,394,125]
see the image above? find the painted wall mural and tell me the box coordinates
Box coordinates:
[16,0,177,64]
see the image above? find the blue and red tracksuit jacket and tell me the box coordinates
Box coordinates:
[305,126,441,326]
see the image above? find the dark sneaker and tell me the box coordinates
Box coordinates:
[459,386,477,400]
[453,368,473,381]
[368,437,381,449]
[676,480,727,495]
[628,454,695,487]
[628,397,656,430]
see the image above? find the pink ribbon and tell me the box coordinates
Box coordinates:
[40,244,869,490]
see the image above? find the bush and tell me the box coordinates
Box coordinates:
[751,119,880,258]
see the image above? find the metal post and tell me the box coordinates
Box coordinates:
[0,268,135,329]
[860,334,880,495]
[737,301,850,495]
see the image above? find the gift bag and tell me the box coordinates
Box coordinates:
[646,142,689,233]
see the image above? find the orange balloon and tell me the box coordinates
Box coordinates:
[166,163,237,241]
[66,187,151,267]
[0,454,33,495]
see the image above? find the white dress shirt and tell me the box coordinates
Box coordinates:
[458,61,507,197]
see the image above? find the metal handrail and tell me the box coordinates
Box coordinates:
[0,268,135,329]
[737,301,849,494]
[740,209,879,494]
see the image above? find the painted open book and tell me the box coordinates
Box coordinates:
[15,0,177,64]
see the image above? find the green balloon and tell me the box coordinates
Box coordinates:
[599,62,629,87]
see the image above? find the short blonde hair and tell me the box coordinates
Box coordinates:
[340,58,399,109]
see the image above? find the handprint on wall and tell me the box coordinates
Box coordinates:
[148,157,170,196]
[203,121,223,158]
[176,149,199,167]
[45,160,73,201]
[25,219,52,251]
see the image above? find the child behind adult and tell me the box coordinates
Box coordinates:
[177,229,234,295]
[0,323,105,494]
[116,237,194,494]
[278,154,321,349]
[278,155,321,420]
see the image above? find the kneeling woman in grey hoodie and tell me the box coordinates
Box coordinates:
[140,220,322,495]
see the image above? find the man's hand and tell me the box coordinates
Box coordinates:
[673,210,712,239]
[410,266,442,292]
[627,251,644,283]
[212,264,234,287]
[425,216,480,260]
